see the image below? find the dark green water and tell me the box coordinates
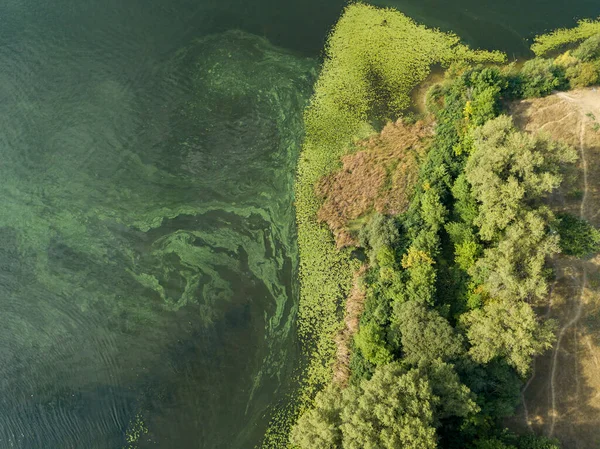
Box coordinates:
[0,1,598,448]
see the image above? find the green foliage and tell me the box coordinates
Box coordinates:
[292,7,581,448]
[391,300,465,364]
[421,187,449,231]
[455,240,481,271]
[471,86,502,125]
[473,210,560,301]
[354,321,393,366]
[401,246,438,305]
[359,213,401,264]
[292,362,478,449]
[460,359,522,419]
[565,61,600,87]
[376,245,397,267]
[552,35,600,88]
[475,438,517,449]
[460,298,556,376]
[470,433,563,449]
[531,19,600,57]
[452,174,479,223]
[306,3,504,143]
[339,364,439,449]
[446,221,482,271]
[571,33,600,61]
[466,115,577,241]
[516,434,561,449]
[554,212,600,257]
[519,58,566,98]
[423,359,480,420]
[290,384,344,449]
[348,342,376,385]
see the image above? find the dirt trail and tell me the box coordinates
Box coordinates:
[548,93,589,437]
[508,88,600,448]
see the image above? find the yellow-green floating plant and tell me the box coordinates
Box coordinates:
[531,17,600,56]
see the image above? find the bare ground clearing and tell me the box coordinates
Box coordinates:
[507,89,600,448]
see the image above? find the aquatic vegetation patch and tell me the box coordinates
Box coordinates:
[531,18,600,57]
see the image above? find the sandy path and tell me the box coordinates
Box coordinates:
[548,94,589,436]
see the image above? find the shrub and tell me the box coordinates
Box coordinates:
[554,212,600,257]
[354,322,393,366]
[566,61,599,87]
[572,33,600,61]
[519,58,567,97]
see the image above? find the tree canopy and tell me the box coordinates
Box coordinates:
[460,299,556,376]
[292,362,478,449]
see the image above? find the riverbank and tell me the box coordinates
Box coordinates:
[286,5,600,448]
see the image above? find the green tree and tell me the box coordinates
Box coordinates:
[421,187,448,231]
[519,58,566,98]
[565,61,599,87]
[401,245,438,305]
[354,321,393,366]
[516,434,561,449]
[554,212,600,257]
[473,210,560,301]
[475,438,517,449]
[341,362,477,449]
[460,359,522,420]
[340,364,438,449]
[292,362,478,449]
[446,221,482,271]
[466,115,577,241]
[423,359,480,420]
[460,298,556,376]
[359,213,400,264]
[290,384,344,449]
[452,174,478,223]
[392,300,465,364]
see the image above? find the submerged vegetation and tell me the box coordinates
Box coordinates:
[286,4,600,449]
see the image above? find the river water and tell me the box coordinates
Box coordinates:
[0,1,598,448]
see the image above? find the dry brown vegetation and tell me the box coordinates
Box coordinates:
[332,265,368,386]
[316,119,433,247]
[507,89,600,448]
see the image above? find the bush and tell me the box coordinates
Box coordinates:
[519,58,567,97]
[554,212,600,257]
[572,33,600,61]
[354,322,393,366]
[359,213,400,263]
[566,61,600,87]
[516,435,561,449]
